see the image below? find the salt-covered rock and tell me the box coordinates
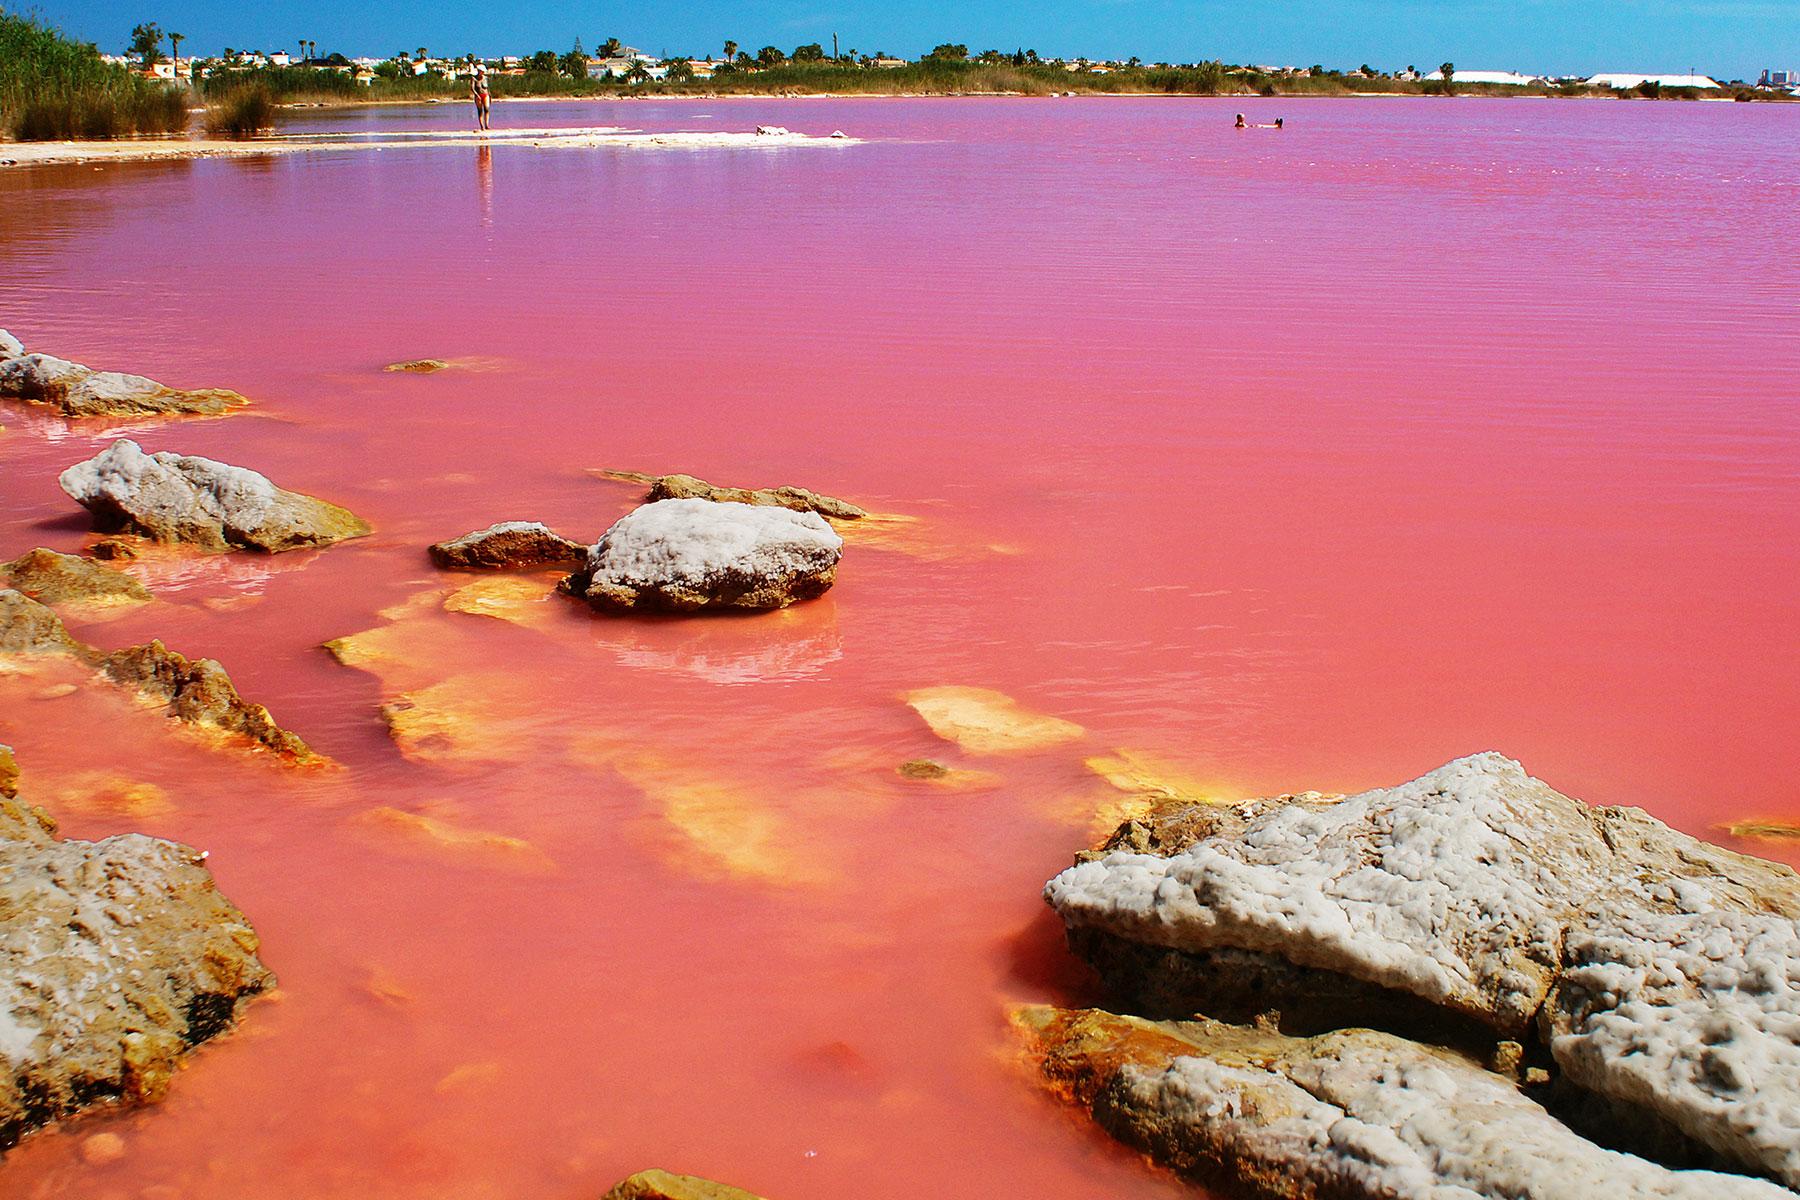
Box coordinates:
[428,521,588,570]
[58,439,371,553]
[754,125,791,136]
[1046,753,1800,1188]
[0,353,247,418]
[602,1170,769,1200]
[0,330,24,360]
[563,498,842,613]
[3,548,150,609]
[0,758,273,1150]
[1017,1006,1790,1200]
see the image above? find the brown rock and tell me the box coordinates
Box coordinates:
[0,773,273,1150]
[89,538,138,562]
[99,642,320,764]
[0,744,16,799]
[3,548,150,608]
[0,590,318,764]
[383,359,450,373]
[598,468,866,520]
[601,1169,770,1200]
[428,522,587,570]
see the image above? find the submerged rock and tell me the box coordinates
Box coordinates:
[1045,752,1800,1189]
[428,521,587,570]
[383,358,450,373]
[58,439,371,553]
[602,1170,769,1200]
[0,347,248,419]
[645,472,867,521]
[2,547,151,610]
[0,589,318,764]
[563,498,843,613]
[1016,1006,1788,1200]
[0,756,274,1150]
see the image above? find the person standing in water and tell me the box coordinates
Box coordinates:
[1235,113,1246,128]
[471,61,491,132]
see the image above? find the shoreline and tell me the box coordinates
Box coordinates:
[0,126,858,169]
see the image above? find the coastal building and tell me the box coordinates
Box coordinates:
[1424,69,1543,86]
[872,57,908,69]
[1586,72,1721,90]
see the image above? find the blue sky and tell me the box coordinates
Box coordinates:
[32,1,1799,79]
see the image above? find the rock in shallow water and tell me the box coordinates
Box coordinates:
[643,472,867,520]
[58,439,371,553]
[0,346,247,419]
[563,498,843,613]
[0,588,318,764]
[427,521,587,570]
[0,758,273,1150]
[601,1169,770,1199]
[1017,1006,1789,1200]
[2,548,150,610]
[1045,752,1800,1189]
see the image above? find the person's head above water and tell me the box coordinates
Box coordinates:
[1235,113,1246,126]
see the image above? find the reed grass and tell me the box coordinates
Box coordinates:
[203,84,274,138]
[1,7,189,140]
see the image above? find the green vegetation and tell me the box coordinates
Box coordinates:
[0,8,188,140]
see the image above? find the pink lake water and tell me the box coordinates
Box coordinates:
[0,95,1798,1199]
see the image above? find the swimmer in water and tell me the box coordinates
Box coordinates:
[1235,113,1246,128]
[1275,117,1284,129]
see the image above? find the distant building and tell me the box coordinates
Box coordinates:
[1586,73,1721,90]
[871,57,908,69]
[1424,69,1542,86]
[1760,69,1794,87]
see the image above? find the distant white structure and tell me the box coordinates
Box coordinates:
[1587,73,1720,90]
[1424,69,1542,86]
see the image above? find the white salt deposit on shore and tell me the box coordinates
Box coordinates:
[0,127,860,170]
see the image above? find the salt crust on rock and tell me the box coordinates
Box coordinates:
[0,341,247,419]
[0,765,273,1149]
[1019,1007,1790,1200]
[566,498,842,613]
[59,439,370,553]
[1046,752,1800,1188]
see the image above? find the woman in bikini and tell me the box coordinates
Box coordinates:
[471,61,491,132]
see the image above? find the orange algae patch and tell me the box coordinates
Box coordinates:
[904,686,1084,754]
[350,806,553,874]
[379,676,540,766]
[613,756,834,888]
[37,771,175,818]
[443,575,563,631]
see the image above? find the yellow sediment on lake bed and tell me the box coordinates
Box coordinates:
[1085,749,1235,805]
[443,575,562,631]
[614,756,833,887]
[351,806,552,873]
[904,686,1084,754]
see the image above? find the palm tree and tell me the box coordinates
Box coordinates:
[724,39,737,64]
[416,46,428,62]
[169,31,183,75]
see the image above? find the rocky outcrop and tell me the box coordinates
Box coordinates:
[600,469,867,520]
[58,439,371,553]
[0,588,318,764]
[563,499,843,613]
[1017,1007,1789,1200]
[601,1170,769,1199]
[0,756,274,1150]
[3,548,150,609]
[428,522,587,570]
[1044,753,1800,1191]
[0,339,248,418]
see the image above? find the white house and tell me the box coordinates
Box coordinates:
[1424,69,1542,86]
[1587,73,1720,90]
